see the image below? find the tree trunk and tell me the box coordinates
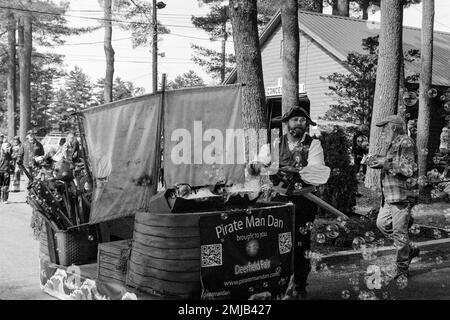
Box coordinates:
[229,0,267,132]
[18,13,32,142]
[417,0,434,201]
[7,11,17,138]
[104,0,114,103]
[364,0,403,190]
[220,18,227,84]
[397,53,406,119]
[397,7,406,121]
[280,0,299,116]
[332,0,349,17]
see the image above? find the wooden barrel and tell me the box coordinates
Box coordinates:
[126,202,294,299]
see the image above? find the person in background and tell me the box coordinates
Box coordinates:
[367,115,420,279]
[23,131,44,178]
[11,136,24,192]
[249,106,330,299]
[61,132,80,163]
[0,140,13,204]
[352,124,370,175]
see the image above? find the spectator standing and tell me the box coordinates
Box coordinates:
[23,131,45,178]
[368,115,420,278]
[0,140,13,204]
[11,136,24,192]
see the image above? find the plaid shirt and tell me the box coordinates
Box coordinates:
[381,134,418,204]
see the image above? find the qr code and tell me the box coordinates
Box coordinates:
[278,232,292,254]
[201,244,223,267]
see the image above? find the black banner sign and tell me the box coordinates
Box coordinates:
[199,203,295,300]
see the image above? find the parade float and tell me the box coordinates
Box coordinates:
[29,83,347,300]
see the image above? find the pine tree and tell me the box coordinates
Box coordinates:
[93,77,145,105]
[65,66,94,112]
[229,0,267,132]
[365,0,403,190]
[166,70,206,90]
[417,0,434,201]
[280,0,300,115]
[191,1,232,83]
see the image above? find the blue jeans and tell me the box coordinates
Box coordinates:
[376,202,412,271]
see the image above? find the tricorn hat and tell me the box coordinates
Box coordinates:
[272,106,317,126]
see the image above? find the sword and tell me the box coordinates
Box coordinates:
[272,166,349,220]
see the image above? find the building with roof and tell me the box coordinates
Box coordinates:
[224,10,450,133]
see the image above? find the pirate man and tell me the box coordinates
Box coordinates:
[249,105,330,299]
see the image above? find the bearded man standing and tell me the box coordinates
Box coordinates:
[249,106,330,299]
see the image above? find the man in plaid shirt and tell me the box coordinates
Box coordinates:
[368,115,419,278]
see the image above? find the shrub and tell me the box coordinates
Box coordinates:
[317,126,358,216]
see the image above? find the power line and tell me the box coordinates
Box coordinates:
[35,37,133,47]
[0,5,201,29]
[409,5,450,32]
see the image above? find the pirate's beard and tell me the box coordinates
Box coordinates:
[288,125,306,139]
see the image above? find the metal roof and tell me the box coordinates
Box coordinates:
[225,10,450,87]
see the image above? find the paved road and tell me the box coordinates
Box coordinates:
[1,185,449,300]
[0,188,53,300]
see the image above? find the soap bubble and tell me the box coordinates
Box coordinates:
[306,222,314,231]
[315,233,326,244]
[348,275,359,286]
[358,290,378,300]
[294,182,302,190]
[298,227,308,235]
[332,168,341,175]
[362,246,377,261]
[444,101,450,113]
[428,88,438,98]
[396,274,408,290]
[248,286,254,293]
[318,263,328,271]
[406,178,417,188]
[337,216,347,227]
[325,224,340,239]
[433,229,442,239]
[221,213,228,220]
[88,235,94,241]
[409,224,421,235]
[341,290,350,299]
[403,91,418,107]
[436,256,444,264]
[418,176,428,187]
[304,250,312,259]
[352,237,366,250]
[364,231,375,243]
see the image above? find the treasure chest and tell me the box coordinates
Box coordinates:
[97,240,133,285]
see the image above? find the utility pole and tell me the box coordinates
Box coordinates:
[151,1,166,93]
[152,0,158,93]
